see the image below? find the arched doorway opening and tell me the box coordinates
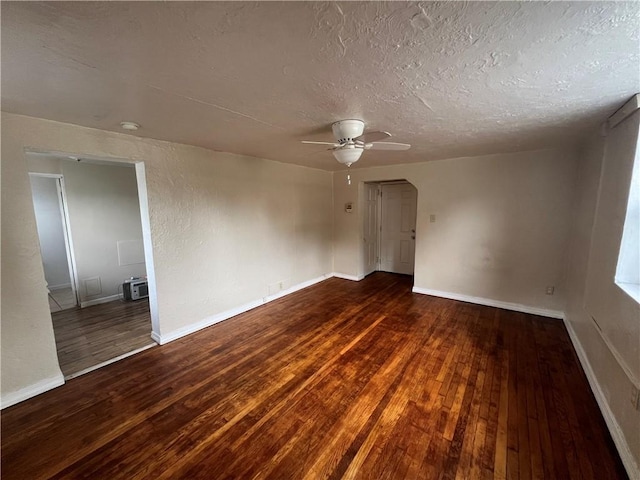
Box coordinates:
[362,180,418,278]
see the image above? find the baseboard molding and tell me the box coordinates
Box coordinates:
[1,372,65,409]
[80,293,122,308]
[64,343,156,380]
[411,286,564,319]
[150,331,162,345]
[332,272,365,282]
[563,318,640,479]
[155,274,333,345]
[48,283,71,291]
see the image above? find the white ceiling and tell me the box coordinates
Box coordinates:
[2,2,639,171]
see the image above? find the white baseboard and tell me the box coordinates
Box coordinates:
[155,274,333,345]
[1,372,65,409]
[563,318,639,480]
[150,331,162,345]
[332,272,365,282]
[48,283,71,291]
[411,286,563,319]
[80,293,122,308]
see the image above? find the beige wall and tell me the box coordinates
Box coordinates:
[1,112,333,405]
[334,149,578,314]
[583,111,640,381]
[3,111,636,475]
[60,161,146,304]
[565,120,640,475]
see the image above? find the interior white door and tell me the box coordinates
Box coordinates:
[363,183,379,276]
[380,183,417,275]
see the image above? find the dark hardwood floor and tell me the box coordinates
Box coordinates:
[1,273,627,479]
[52,298,155,378]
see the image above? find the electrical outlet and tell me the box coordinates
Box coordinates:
[430,214,436,223]
[545,286,555,295]
[631,386,640,410]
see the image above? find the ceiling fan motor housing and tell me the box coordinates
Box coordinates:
[332,119,365,143]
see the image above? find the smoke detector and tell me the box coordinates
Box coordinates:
[120,121,140,131]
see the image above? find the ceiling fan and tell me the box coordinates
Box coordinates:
[301,119,411,167]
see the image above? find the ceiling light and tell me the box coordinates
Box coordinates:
[120,121,140,131]
[332,147,363,167]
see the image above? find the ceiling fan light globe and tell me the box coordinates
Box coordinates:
[333,148,363,166]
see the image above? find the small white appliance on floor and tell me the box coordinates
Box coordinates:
[123,277,149,301]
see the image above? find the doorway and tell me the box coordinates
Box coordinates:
[29,173,78,312]
[363,181,418,277]
[26,152,159,379]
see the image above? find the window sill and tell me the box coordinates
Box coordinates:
[616,281,640,304]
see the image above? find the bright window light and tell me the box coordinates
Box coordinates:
[615,124,640,303]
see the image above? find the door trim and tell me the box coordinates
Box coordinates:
[29,173,80,307]
[361,180,418,278]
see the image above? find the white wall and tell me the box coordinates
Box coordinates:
[583,111,640,381]
[2,111,636,476]
[1,112,333,406]
[333,148,577,315]
[60,161,146,304]
[564,115,640,477]
[29,176,71,289]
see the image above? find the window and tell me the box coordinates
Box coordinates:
[615,122,640,303]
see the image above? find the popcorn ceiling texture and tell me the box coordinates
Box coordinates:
[2,1,638,170]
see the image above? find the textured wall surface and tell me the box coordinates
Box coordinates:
[1,112,333,402]
[565,131,640,476]
[333,148,578,313]
[583,111,640,382]
[2,122,64,400]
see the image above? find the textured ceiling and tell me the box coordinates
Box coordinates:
[2,2,639,170]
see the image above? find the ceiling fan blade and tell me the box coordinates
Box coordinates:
[354,131,391,143]
[302,140,340,147]
[365,142,411,151]
[307,148,332,156]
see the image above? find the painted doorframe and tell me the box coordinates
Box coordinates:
[135,162,161,340]
[360,179,418,278]
[28,172,80,307]
[25,149,161,344]
[362,182,382,276]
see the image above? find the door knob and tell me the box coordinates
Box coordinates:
[411,235,416,240]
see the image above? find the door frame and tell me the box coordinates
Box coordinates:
[360,179,418,278]
[362,182,382,276]
[25,149,161,342]
[28,172,80,307]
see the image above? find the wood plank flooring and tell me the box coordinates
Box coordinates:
[51,298,154,378]
[1,273,628,479]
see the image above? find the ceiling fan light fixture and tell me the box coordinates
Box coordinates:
[302,119,411,166]
[332,147,363,167]
[332,119,365,143]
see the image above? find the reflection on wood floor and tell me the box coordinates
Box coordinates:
[51,298,155,378]
[3,273,628,479]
